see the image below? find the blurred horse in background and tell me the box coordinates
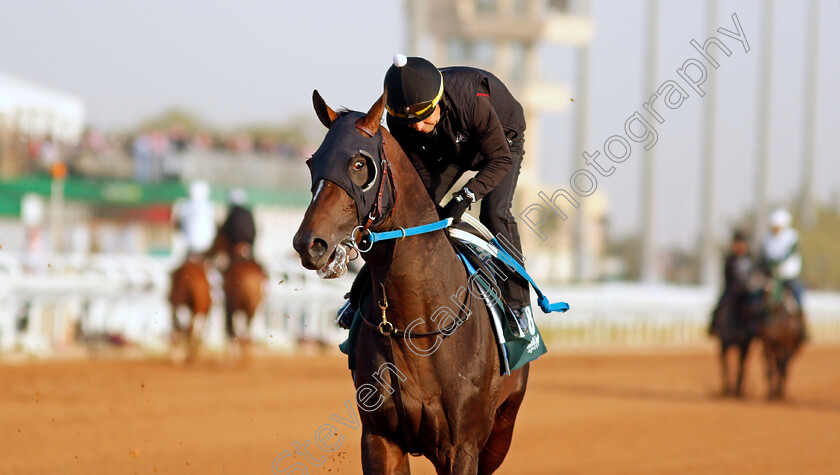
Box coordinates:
[221,242,266,360]
[712,278,761,397]
[168,259,212,362]
[759,279,806,400]
[711,250,763,397]
[207,234,267,360]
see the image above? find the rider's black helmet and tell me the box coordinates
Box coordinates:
[732,229,748,243]
[384,54,444,124]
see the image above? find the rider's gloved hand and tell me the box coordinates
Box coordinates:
[440,190,472,224]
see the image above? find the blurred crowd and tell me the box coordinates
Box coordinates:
[1,123,307,182]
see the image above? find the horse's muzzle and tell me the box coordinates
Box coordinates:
[293,232,331,270]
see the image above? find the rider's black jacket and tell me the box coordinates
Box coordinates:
[219,205,256,247]
[724,253,753,296]
[386,67,526,201]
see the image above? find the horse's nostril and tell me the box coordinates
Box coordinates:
[310,238,328,257]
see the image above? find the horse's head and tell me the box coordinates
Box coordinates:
[292,91,391,278]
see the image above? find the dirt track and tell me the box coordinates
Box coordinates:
[2,343,840,474]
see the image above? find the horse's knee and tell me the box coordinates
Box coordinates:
[360,432,410,475]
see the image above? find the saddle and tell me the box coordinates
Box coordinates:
[447,223,547,374]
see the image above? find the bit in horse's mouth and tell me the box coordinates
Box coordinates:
[317,243,349,279]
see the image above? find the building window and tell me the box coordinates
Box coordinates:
[447,37,472,64]
[512,0,529,16]
[547,0,570,13]
[476,0,498,14]
[473,39,496,68]
[510,41,527,82]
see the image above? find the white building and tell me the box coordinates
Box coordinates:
[406,0,604,282]
[0,70,85,143]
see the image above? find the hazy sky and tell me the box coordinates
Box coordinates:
[2,0,838,249]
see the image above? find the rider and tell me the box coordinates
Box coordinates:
[207,187,257,260]
[386,53,533,334]
[336,54,534,336]
[708,230,754,336]
[174,180,215,259]
[759,208,803,307]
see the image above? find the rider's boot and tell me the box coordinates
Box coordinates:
[335,264,370,331]
[335,294,355,330]
[708,309,719,336]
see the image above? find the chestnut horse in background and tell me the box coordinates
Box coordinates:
[208,233,267,358]
[168,259,212,362]
[293,92,529,474]
[760,279,806,400]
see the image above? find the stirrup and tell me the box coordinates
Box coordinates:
[335,299,354,330]
[507,306,532,338]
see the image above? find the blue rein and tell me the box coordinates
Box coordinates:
[358,218,454,248]
[352,218,569,314]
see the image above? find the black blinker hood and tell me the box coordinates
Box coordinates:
[308,112,390,225]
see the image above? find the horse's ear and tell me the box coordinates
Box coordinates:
[313,89,338,128]
[358,93,385,136]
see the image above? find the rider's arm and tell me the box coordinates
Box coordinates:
[464,92,513,201]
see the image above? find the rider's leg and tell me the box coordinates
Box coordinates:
[709,290,730,335]
[479,139,530,313]
[336,264,371,329]
[786,279,804,308]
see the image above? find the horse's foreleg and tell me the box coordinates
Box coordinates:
[719,344,731,396]
[239,314,256,364]
[169,307,184,361]
[478,401,523,474]
[446,445,481,475]
[776,350,792,399]
[762,340,778,400]
[734,343,749,397]
[361,431,411,475]
[224,304,236,340]
[478,367,529,474]
[186,314,204,363]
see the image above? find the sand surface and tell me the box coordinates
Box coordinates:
[2,343,839,474]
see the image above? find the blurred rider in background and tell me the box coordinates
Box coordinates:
[206,187,257,261]
[759,208,804,308]
[708,230,754,336]
[174,180,215,259]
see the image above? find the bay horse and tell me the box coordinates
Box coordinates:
[293,91,529,474]
[759,279,806,400]
[222,242,267,359]
[168,259,212,361]
[207,233,267,358]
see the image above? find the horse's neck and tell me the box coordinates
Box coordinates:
[363,134,465,321]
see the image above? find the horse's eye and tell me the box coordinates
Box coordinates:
[353,161,365,171]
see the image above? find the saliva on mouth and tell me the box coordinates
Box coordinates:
[317,243,349,279]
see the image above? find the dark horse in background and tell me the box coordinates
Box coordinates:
[759,277,806,400]
[168,259,212,362]
[712,260,806,400]
[293,92,529,474]
[711,261,762,397]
